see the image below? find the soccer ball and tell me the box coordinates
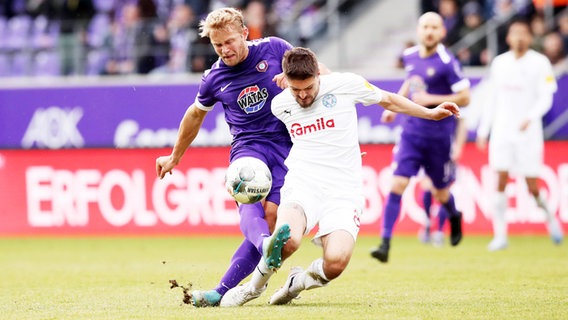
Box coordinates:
[225,157,272,204]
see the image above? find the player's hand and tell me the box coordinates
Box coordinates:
[272,73,288,89]
[156,155,176,179]
[381,110,397,123]
[476,136,488,152]
[430,102,459,120]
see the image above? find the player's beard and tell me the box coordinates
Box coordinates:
[296,96,315,108]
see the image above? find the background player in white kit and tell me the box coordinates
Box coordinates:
[476,18,564,251]
[219,47,460,306]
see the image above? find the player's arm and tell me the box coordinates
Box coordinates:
[381,80,410,123]
[156,104,208,179]
[411,87,470,108]
[522,62,557,131]
[452,117,467,161]
[378,91,459,121]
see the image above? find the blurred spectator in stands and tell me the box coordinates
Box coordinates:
[457,0,488,65]
[542,31,567,74]
[150,3,197,74]
[439,0,463,46]
[532,0,568,16]
[557,9,568,50]
[421,0,440,14]
[530,13,548,51]
[104,2,152,75]
[138,0,167,73]
[47,0,96,75]
[298,0,327,46]
[244,0,277,39]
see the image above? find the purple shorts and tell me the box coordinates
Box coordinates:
[393,131,455,189]
[230,138,292,205]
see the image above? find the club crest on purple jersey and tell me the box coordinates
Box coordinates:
[237,85,269,114]
[256,60,268,72]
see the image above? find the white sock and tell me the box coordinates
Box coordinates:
[297,258,329,291]
[250,259,274,290]
[493,192,508,240]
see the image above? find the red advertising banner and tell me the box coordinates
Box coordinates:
[0,143,566,236]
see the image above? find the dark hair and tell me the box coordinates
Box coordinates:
[282,47,318,80]
[508,16,532,35]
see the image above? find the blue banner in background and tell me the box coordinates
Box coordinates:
[1,77,567,149]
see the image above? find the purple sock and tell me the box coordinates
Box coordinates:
[214,239,260,295]
[239,202,270,253]
[422,190,432,218]
[437,206,448,231]
[381,192,402,239]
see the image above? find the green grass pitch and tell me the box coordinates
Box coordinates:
[1,235,566,319]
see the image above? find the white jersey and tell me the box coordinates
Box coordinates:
[477,50,557,143]
[476,50,557,175]
[272,72,383,196]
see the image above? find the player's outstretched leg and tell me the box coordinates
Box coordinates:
[262,224,291,270]
[219,282,267,307]
[191,290,222,307]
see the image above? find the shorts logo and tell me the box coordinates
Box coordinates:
[256,60,268,72]
[322,94,337,108]
[237,85,269,114]
[290,117,335,138]
[353,211,361,228]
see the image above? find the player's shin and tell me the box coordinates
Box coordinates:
[493,192,508,239]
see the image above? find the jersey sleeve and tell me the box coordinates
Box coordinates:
[527,56,557,120]
[344,73,384,106]
[447,58,470,93]
[194,68,217,111]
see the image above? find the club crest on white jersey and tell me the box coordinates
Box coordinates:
[322,94,337,108]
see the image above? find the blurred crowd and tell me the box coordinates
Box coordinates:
[415,0,568,72]
[0,0,363,77]
[2,0,567,78]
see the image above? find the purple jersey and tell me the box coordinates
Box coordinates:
[400,44,470,138]
[195,37,293,144]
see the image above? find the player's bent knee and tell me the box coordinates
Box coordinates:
[323,258,349,280]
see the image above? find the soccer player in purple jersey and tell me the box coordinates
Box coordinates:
[370,12,471,263]
[156,7,299,306]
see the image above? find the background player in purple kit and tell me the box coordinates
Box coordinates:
[156,7,301,307]
[370,11,471,263]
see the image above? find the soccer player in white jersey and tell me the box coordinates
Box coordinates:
[219,47,460,306]
[476,18,564,251]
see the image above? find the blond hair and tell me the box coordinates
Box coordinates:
[199,7,245,38]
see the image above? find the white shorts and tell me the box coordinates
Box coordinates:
[280,173,363,247]
[489,138,543,177]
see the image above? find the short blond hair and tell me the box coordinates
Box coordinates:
[199,7,245,38]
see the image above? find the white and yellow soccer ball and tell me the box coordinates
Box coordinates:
[225,157,272,204]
